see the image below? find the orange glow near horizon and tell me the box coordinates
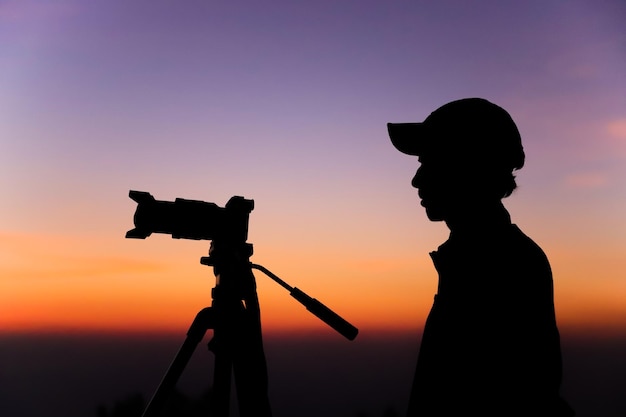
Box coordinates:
[2,231,625,337]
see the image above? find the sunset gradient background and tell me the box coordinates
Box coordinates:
[1,1,625,416]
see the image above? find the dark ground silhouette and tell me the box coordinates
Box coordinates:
[0,331,624,416]
[96,390,401,417]
[96,389,212,417]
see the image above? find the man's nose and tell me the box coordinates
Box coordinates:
[411,167,422,189]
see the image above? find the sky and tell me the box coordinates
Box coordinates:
[1,0,625,416]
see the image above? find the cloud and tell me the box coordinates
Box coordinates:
[607,119,626,140]
[564,172,609,189]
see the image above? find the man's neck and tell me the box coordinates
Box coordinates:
[444,200,511,234]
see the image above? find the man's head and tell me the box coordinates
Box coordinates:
[388,98,525,221]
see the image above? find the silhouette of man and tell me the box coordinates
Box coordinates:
[388,98,574,416]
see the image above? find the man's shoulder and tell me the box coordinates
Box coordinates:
[508,224,552,267]
[509,224,546,251]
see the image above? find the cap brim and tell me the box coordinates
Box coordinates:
[387,123,427,156]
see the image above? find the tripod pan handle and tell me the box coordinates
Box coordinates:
[290,287,358,341]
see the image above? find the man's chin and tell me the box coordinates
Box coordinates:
[424,206,446,222]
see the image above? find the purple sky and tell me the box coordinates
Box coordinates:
[3,2,625,229]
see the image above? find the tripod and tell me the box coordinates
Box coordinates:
[140,239,358,417]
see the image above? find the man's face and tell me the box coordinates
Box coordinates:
[411,152,470,222]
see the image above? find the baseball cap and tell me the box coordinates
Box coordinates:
[387,98,525,171]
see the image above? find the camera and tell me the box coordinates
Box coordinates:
[125,190,254,242]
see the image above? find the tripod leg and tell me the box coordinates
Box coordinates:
[232,292,272,417]
[141,307,214,417]
[208,292,272,417]
[209,336,234,417]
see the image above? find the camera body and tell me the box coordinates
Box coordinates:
[126,190,254,243]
